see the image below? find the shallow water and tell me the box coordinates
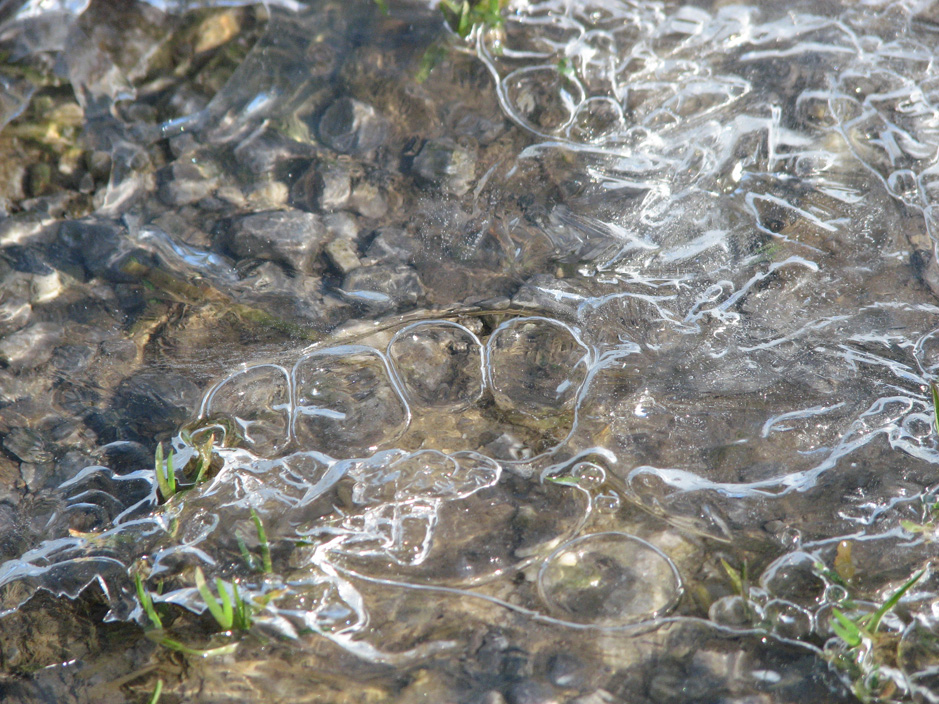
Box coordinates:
[1,0,939,701]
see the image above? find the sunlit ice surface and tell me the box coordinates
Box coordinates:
[1,0,939,701]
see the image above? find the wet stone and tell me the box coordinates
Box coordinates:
[412,138,477,196]
[218,209,328,273]
[347,179,387,219]
[93,440,154,474]
[2,427,53,464]
[0,321,63,370]
[365,226,416,264]
[51,344,94,373]
[324,236,361,275]
[312,161,352,212]
[157,161,217,207]
[323,211,359,241]
[55,219,153,283]
[342,263,424,312]
[318,97,387,156]
[0,293,30,335]
[245,180,289,210]
[111,369,200,439]
[233,129,312,174]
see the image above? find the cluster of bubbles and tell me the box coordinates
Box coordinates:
[0,315,684,661]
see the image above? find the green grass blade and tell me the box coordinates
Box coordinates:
[231,584,252,631]
[863,569,925,634]
[250,509,272,574]
[195,567,232,630]
[154,443,176,500]
[721,558,743,596]
[155,635,239,658]
[135,573,163,630]
[237,535,259,572]
[166,450,176,495]
[147,679,163,704]
[193,434,214,485]
[831,608,863,648]
[215,577,234,629]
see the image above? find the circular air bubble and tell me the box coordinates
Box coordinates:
[292,346,409,459]
[201,364,291,457]
[537,532,681,626]
[387,321,484,410]
[502,66,585,134]
[487,317,589,417]
[764,599,813,640]
[899,617,939,702]
[568,97,625,144]
[913,328,939,377]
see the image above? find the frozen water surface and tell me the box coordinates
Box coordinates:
[1,0,939,701]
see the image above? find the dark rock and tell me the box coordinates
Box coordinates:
[318,97,386,155]
[111,369,200,439]
[87,150,112,180]
[0,293,31,335]
[412,139,476,196]
[168,133,199,159]
[324,212,359,241]
[1,245,54,275]
[364,226,416,263]
[217,209,328,272]
[98,339,138,364]
[55,219,156,283]
[94,440,154,475]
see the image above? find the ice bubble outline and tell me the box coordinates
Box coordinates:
[199,315,594,466]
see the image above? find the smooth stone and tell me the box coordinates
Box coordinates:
[218,209,328,273]
[412,138,476,196]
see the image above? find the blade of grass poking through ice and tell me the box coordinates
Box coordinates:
[250,509,273,574]
[860,569,925,634]
[154,443,175,500]
[237,535,260,572]
[831,608,863,648]
[195,567,233,630]
[135,573,163,630]
[192,433,213,485]
[231,582,253,630]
